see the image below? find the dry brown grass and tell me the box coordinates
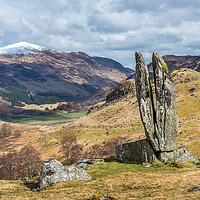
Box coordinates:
[0,162,200,200]
[40,68,199,159]
[0,122,40,155]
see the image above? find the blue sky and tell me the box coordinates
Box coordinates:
[1,0,200,69]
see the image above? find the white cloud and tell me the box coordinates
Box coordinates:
[0,0,200,69]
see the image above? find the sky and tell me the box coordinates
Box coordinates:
[1,0,200,69]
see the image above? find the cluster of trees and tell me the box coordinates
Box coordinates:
[61,135,82,165]
[0,146,42,180]
[60,135,127,165]
[55,102,87,112]
[0,87,59,107]
[0,104,13,120]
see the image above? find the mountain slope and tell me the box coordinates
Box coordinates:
[92,56,134,74]
[64,68,200,158]
[0,43,133,102]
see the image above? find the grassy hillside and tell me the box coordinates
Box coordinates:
[5,68,195,161]
[1,68,199,159]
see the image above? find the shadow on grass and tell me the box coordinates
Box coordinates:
[23,180,39,191]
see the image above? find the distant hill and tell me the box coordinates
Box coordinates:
[127,55,200,80]
[92,56,134,74]
[0,42,133,104]
[148,55,200,72]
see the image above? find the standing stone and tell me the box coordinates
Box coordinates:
[135,52,178,152]
[152,52,178,151]
[115,52,196,164]
[135,52,160,151]
[116,51,196,164]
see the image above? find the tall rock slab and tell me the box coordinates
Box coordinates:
[152,52,178,151]
[135,52,159,151]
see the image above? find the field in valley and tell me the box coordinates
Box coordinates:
[10,110,87,126]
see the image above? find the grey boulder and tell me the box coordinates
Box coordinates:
[38,158,92,190]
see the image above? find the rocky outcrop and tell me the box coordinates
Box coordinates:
[115,139,157,164]
[106,80,135,103]
[37,158,92,190]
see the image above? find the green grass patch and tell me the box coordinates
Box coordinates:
[10,110,87,126]
[87,161,197,180]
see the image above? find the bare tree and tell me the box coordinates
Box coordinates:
[0,103,13,119]
[83,144,103,159]
[0,151,19,180]
[61,135,82,165]
[19,146,42,178]
[82,137,128,159]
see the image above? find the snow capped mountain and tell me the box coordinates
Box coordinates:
[0,42,46,55]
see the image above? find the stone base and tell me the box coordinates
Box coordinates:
[115,140,198,164]
[157,148,198,162]
[115,139,157,164]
